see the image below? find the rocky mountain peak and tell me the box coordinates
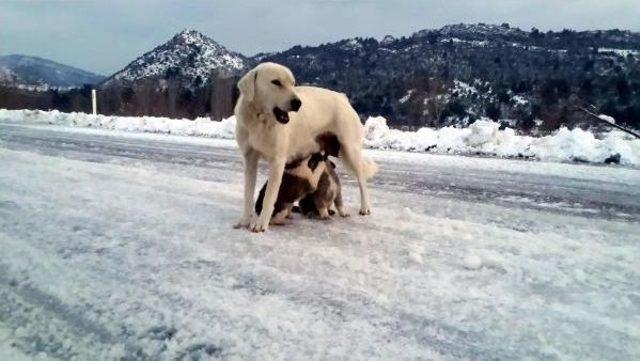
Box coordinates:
[104,29,250,89]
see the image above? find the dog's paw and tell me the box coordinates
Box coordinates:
[359,207,371,216]
[270,217,287,226]
[339,211,351,218]
[250,217,269,233]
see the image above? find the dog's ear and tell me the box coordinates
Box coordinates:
[237,68,257,102]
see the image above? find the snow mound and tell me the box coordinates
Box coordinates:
[463,255,483,270]
[0,109,236,139]
[363,116,640,166]
[598,114,616,124]
[2,109,639,166]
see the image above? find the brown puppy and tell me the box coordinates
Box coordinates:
[255,153,326,225]
[298,154,349,220]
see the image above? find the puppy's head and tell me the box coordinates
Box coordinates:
[237,62,301,124]
[307,152,325,171]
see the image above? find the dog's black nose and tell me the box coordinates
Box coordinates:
[290,98,302,112]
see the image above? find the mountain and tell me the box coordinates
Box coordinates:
[103,29,249,89]
[2,24,639,130]
[260,23,640,130]
[0,54,104,88]
[96,29,251,119]
[0,64,18,84]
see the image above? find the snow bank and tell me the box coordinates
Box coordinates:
[2,109,639,166]
[0,109,236,139]
[364,116,640,166]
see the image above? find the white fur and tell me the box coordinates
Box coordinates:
[234,62,377,232]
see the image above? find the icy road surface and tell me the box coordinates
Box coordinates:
[0,122,639,360]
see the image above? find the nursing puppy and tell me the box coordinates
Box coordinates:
[234,62,377,232]
[298,156,349,219]
[254,153,326,225]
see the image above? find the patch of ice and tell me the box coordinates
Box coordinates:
[463,255,483,270]
[401,207,416,220]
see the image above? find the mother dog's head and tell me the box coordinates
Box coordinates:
[237,62,302,124]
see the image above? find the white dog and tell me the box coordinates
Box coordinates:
[233,62,377,232]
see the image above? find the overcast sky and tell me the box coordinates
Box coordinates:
[1,0,639,75]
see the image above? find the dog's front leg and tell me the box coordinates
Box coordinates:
[234,149,259,229]
[250,158,286,232]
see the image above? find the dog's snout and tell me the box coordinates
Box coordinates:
[290,98,302,112]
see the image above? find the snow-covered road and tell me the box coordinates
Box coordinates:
[1,122,639,360]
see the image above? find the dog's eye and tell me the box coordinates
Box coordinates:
[271,79,282,87]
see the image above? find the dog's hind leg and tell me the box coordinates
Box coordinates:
[341,144,376,215]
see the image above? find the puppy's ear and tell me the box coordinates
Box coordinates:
[238,68,257,102]
[307,153,323,170]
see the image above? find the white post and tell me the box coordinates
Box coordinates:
[91,89,97,115]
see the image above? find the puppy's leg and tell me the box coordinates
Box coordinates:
[271,207,289,225]
[334,188,350,217]
[342,145,373,215]
[314,198,331,220]
[250,158,286,232]
[234,149,258,228]
[308,162,327,190]
[318,207,331,220]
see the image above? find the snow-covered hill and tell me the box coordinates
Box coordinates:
[0,65,17,84]
[415,23,530,42]
[0,54,104,88]
[261,23,640,129]
[104,29,249,89]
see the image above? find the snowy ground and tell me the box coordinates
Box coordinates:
[0,121,639,360]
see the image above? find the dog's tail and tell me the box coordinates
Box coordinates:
[340,146,379,181]
[362,158,378,180]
